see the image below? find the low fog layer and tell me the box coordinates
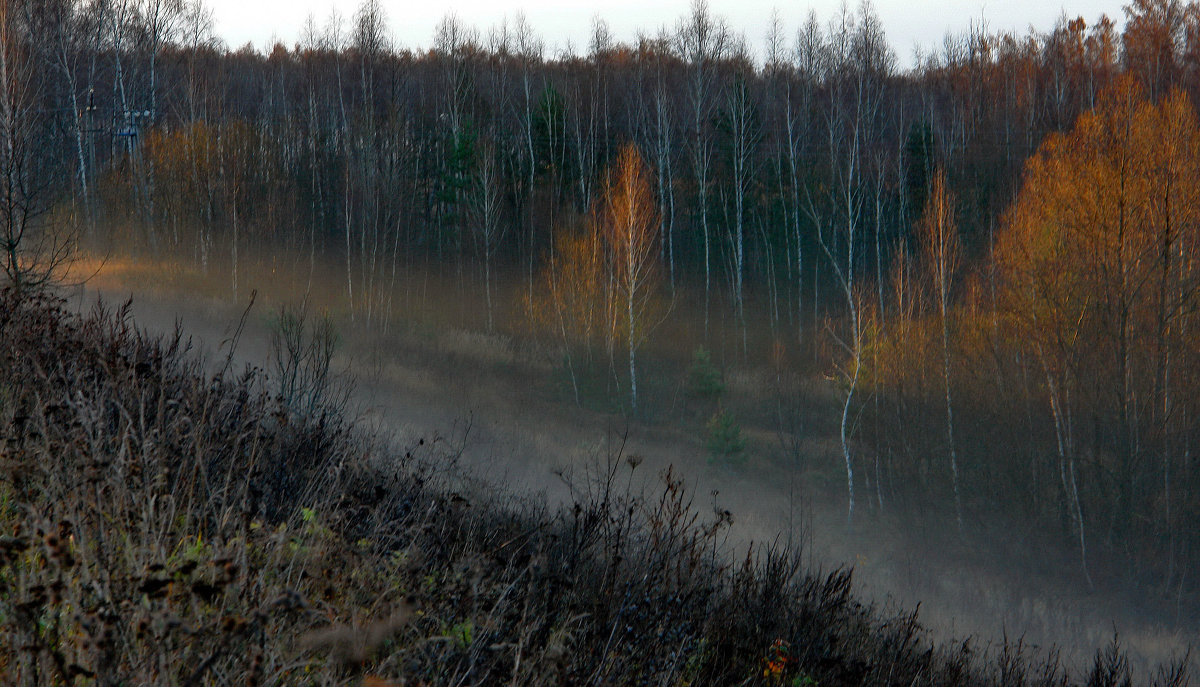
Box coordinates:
[76,277,1194,676]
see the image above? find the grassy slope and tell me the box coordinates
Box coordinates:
[0,288,1188,686]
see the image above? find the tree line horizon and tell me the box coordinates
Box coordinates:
[5,0,1200,600]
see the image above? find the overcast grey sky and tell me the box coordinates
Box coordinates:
[206,0,1126,68]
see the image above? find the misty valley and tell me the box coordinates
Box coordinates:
[1,0,1199,684]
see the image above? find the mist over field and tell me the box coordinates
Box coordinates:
[3,0,1200,682]
[76,247,1196,677]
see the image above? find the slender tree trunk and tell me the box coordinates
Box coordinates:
[787,109,803,345]
[628,289,637,413]
[485,252,493,332]
[941,306,963,531]
[344,172,354,320]
[700,177,710,333]
[1042,353,1093,589]
[841,299,860,523]
[67,83,88,197]
[874,168,885,323]
[231,201,238,299]
[523,70,537,303]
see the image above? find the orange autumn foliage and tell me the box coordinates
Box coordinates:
[996,76,1200,385]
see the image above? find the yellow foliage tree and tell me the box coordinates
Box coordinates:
[601,144,661,413]
[529,144,661,411]
[996,75,1200,584]
[528,218,608,405]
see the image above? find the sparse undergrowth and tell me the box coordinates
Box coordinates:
[0,289,1190,686]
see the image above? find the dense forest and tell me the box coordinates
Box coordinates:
[4,0,1200,610]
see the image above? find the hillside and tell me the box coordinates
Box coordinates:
[0,290,1191,685]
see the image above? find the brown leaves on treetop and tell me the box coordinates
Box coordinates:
[527,144,662,349]
[997,76,1200,334]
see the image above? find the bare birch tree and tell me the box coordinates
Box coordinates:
[676,0,727,333]
[918,168,964,531]
[1,0,74,294]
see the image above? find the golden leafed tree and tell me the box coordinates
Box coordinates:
[528,217,607,405]
[996,74,1200,585]
[600,143,661,413]
[528,144,661,412]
